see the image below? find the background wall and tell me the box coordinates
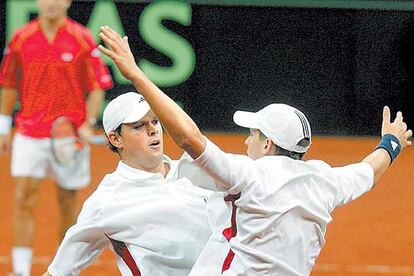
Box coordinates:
[1,0,414,135]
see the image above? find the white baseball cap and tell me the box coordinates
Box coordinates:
[103,92,151,135]
[233,103,311,153]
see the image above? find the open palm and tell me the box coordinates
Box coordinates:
[98,26,140,81]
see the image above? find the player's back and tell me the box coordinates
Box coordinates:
[226,156,373,276]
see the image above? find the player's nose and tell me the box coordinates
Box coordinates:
[146,123,158,136]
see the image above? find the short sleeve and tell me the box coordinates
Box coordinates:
[330,162,374,208]
[48,195,109,275]
[79,30,113,92]
[176,151,226,192]
[194,137,257,194]
[0,34,21,88]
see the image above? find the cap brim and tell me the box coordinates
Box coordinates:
[233,111,260,129]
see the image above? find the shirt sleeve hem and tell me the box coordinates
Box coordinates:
[361,162,375,190]
[0,81,18,89]
[48,266,67,276]
[193,136,211,165]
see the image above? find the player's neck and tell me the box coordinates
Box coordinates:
[122,158,170,177]
[39,16,67,40]
[160,162,170,177]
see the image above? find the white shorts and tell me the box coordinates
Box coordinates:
[11,133,91,190]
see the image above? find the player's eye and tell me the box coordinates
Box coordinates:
[133,123,144,129]
[152,119,159,125]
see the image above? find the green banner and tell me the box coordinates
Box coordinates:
[7,0,196,88]
[190,0,414,11]
[73,0,414,11]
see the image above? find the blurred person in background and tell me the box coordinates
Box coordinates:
[0,0,112,275]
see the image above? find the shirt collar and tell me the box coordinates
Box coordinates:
[114,155,174,181]
[35,17,68,33]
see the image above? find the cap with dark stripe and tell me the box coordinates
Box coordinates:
[234,103,312,153]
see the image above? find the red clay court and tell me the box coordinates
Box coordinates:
[1,134,413,275]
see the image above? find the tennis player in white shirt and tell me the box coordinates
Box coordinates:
[99,26,413,276]
[42,92,215,276]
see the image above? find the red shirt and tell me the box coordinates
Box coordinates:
[0,18,113,138]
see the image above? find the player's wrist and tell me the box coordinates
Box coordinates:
[375,134,401,164]
[0,114,12,135]
[128,69,144,83]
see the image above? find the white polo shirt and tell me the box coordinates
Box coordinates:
[176,153,233,276]
[48,156,213,276]
[194,138,374,276]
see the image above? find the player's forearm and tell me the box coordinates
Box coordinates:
[0,87,17,115]
[129,71,206,159]
[85,89,104,124]
[362,148,390,186]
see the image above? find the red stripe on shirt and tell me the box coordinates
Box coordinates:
[106,235,141,276]
[221,193,241,273]
[66,25,101,90]
[0,23,38,88]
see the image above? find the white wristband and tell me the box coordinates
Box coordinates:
[0,114,12,135]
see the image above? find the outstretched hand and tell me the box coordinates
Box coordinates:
[98,26,141,81]
[381,106,412,150]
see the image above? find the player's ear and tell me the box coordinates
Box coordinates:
[263,138,274,155]
[108,131,123,150]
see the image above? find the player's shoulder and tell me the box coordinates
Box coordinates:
[9,20,39,44]
[80,174,114,211]
[66,18,95,42]
[305,159,332,170]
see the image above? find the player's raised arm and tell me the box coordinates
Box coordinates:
[362,106,412,185]
[98,26,205,159]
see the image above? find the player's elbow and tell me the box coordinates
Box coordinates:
[175,127,205,158]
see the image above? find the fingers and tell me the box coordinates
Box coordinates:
[100,26,119,42]
[395,110,403,123]
[123,36,132,51]
[102,25,122,41]
[100,26,125,49]
[406,129,413,140]
[401,129,413,148]
[99,32,121,54]
[382,106,391,127]
[98,44,115,59]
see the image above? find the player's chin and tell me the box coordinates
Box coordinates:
[148,144,163,157]
[43,11,63,20]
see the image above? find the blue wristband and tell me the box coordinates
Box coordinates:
[375,134,401,164]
